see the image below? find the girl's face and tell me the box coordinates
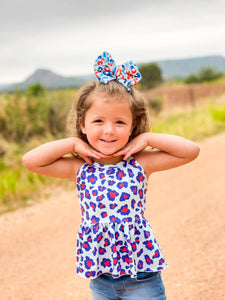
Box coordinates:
[81,92,133,157]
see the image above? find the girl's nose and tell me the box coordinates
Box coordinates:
[104,123,115,134]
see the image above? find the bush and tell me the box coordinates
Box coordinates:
[184,67,223,84]
[0,95,50,142]
[26,83,45,97]
[184,74,200,84]
[198,67,223,82]
[148,97,163,114]
[139,63,163,89]
[0,88,76,213]
[0,89,72,142]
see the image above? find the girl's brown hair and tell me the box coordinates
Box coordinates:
[67,80,151,143]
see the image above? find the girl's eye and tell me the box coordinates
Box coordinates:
[116,120,125,125]
[93,119,103,123]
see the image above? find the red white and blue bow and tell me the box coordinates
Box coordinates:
[94,51,142,92]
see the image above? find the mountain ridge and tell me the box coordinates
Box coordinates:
[154,55,225,78]
[14,69,94,90]
[1,55,225,91]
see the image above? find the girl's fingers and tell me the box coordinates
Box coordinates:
[116,142,146,157]
[86,158,94,165]
[123,149,135,160]
[81,148,102,160]
[113,149,127,157]
[80,149,113,164]
[113,147,132,160]
[115,146,141,160]
[90,150,112,159]
[89,151,101,159]
[81,155,93,165]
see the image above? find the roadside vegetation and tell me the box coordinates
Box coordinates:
[184,67,224,84]
[0,75,225,214]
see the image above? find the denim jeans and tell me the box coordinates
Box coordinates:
[90,271,166,300]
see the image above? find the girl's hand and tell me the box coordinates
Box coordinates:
[115,132,200,174]
[74,138,109,165]
[23,137,112,180]
[113,133,149,160]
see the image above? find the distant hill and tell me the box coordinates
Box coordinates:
[1,55,225,92]
[0,69,95,92]
[15,69,94,90]
[153,55,225,79]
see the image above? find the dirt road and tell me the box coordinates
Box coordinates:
[0,133,225,300]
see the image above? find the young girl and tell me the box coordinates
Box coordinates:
[23,52,200,300]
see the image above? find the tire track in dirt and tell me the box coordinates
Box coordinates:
[0,133,225,300]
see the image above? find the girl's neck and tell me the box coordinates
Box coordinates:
[92,155,124,165]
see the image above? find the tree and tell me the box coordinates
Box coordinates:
[184,67,223,84]
[139,63,163,89]
[26,83,45,97]
[184,74,200,84]
[198,67,222,82]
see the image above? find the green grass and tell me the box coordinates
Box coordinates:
[0,157,70,215]
[0,138,70,215]
[210,104,225,122]
[0,158,49,214]
[151,104,225,141]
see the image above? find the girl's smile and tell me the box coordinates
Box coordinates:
[100,139,117,143]
[80,92,133,162]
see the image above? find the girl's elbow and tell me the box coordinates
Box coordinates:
[22,154,30,169]
[189,144,200,161]
[22,153,35,170]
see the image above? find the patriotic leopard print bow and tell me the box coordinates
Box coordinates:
[94,51,142,92]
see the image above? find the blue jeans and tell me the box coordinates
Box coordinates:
[90,271,166,300]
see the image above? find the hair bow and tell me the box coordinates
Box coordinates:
[94,51,142,92]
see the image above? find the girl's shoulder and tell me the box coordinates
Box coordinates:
[133,150,154,178]
[69,156,86,183]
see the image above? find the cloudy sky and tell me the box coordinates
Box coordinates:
[1,0,225,84]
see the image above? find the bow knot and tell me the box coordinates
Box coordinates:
[94,51,141,92]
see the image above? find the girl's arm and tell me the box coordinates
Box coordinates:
[114,133,200,175]
[23,137,104,181]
